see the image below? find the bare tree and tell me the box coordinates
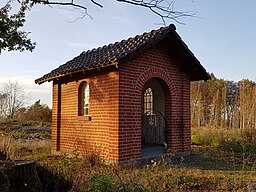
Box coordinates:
[0,81,30,119]
[22,0,195,24]
[0,93,8,118]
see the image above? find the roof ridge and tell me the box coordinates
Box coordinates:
[82,24,176,54]
[35,24,182,84]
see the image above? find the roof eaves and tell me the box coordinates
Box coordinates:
[170,30,211,81]
[35,59,119,85]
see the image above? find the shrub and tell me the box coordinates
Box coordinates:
[58,155,80,180]
[191,127,222,147]
[87,174,117,192]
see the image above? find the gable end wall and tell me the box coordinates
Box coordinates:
[119,41,191,161]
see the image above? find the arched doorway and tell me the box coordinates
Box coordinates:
[141,78,167,158]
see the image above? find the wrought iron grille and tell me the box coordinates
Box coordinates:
[142,110,166,145]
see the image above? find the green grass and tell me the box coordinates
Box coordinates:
[32,144,256,191]
[191,127,256,169]
[191,127,256,147]
[1,125,256,191]
[11,131,27,138]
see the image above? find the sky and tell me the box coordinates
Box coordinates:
[1,0,256,107]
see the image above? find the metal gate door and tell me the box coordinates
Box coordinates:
[142,110,166,145]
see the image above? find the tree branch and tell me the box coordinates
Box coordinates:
[27,0,194,25]
[30,0,89,11]
[91,0,103,8]
[117,0,195,25]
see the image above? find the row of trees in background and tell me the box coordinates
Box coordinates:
[0,81,51,122]
[2,76,256,127]
[191,73,256,129]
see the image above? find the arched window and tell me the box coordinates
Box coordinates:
[78,81,90,116]
[144,87,153,114]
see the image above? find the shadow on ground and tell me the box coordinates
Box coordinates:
[171,154,236,171]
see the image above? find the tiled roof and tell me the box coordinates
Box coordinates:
[35,24,210,84]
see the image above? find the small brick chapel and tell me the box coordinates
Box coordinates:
[36,24,210,163]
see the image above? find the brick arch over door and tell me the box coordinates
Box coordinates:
[134,67,179,154]
[135,67,177,97]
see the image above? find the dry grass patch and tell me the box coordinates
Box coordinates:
[0,134,51,160]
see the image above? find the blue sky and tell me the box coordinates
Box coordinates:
[0,0,256,107]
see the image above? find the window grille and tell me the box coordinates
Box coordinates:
[144,87,153,114]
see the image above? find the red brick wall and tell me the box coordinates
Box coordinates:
[51,40,191,163]
[51,70,119,162]
[119,40,191,161]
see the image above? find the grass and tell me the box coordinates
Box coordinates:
[191,126,256,169]
[1,123,256,191]
[0,134,51,160]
